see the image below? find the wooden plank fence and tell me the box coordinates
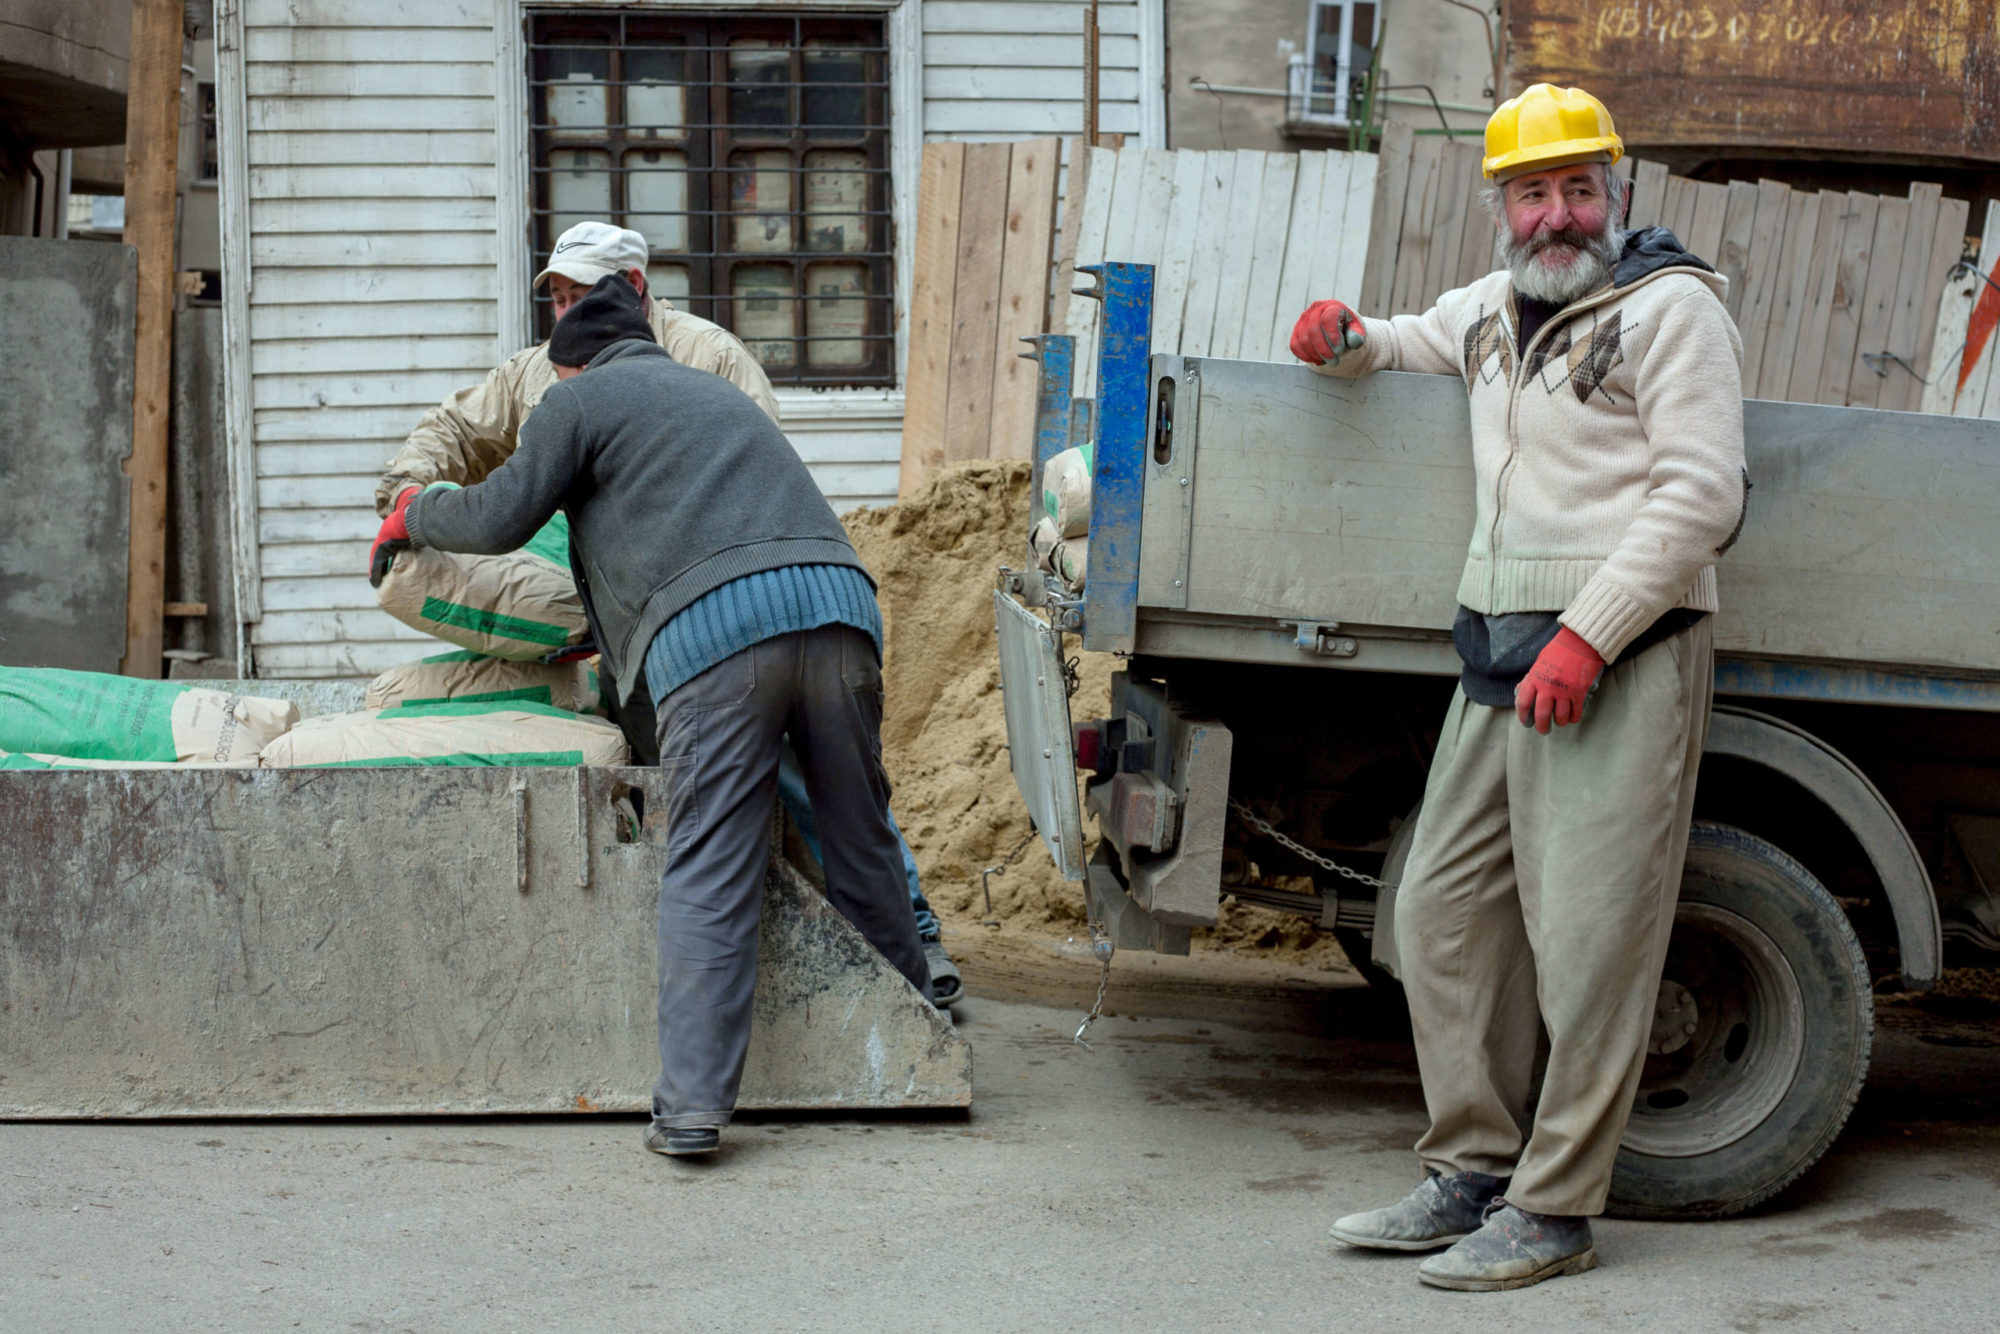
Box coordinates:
[900,130,2000,494]
[898,136,1062,497]
[1364,126,1990,416]
[1060,142,1377,401]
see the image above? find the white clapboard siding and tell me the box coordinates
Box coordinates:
[922,0,1152,146]
[246,131,499,168]
[226,0,1161,677]
[232,1,506,677]
[776,392,907,515]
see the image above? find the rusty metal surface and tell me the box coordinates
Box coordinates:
[0,766,970,1117]
[1508,0,2000,163]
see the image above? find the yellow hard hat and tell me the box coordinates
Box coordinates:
[1483,83,1623,182]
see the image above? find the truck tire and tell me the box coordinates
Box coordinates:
[1606,821,1873,1220]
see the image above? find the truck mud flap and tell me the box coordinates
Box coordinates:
[993,591,1087,881]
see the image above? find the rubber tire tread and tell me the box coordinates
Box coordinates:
[1605,821,1873,1220]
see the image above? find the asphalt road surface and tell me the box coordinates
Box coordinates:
[4,934,1997,1332]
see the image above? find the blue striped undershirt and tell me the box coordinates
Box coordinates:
[642,563,883,701]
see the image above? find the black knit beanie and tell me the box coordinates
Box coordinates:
[548,272,656,368]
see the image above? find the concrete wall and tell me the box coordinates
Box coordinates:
[1166,0,1494,152]
[0,235,136,674]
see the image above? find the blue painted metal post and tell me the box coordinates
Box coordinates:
[1019,334,1075,490]
[1078,261,1155,654]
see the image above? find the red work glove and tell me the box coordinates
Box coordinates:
[1289,299,1367,366]
[1515,627,1606,734]
[368,486,420,588]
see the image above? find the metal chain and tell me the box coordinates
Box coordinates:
[1226,797,1395,891]
[978,830,1037,928]
[1073,921,1114,1049]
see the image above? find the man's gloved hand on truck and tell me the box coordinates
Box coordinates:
[1289,299,1367,367]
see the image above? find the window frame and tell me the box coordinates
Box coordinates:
[525,7,898,388]
[1298,0,1381,128]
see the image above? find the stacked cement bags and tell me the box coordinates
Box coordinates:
[374,490,590,660]
[259,699,629,768]
[364,650,601,714]
[0,667,298,766]
[1034,444,1092,590]
[1042,444,1092,537]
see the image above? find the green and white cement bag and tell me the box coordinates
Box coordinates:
[374,491,589,661]
[1029,517,1086,590]
[1041,444,1093,538]
[259,699,629,768]
[0,667,296,765]
[364,649,601,714]
[0,751,248,770]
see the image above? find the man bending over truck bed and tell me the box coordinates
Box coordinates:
[369,275,935,1157]
[1289,84,1749,1290]
[372,220,961,1008]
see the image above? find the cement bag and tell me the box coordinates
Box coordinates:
[374,498,589,661]
[0,666,294,765]
[1030,516,1061,574]
[259,699,629,768]
[1041,444,1093,539]
[364,649,600,714]
[1051,536,1087,589]
[0,750,247,770]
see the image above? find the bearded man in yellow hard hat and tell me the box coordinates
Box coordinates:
[1288,85,1749,1290]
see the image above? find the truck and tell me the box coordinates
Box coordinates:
[994,261,2000,1219]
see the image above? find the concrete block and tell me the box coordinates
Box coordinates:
[0,765,971,1117]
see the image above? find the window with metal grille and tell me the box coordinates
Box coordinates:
[528,10,894,386]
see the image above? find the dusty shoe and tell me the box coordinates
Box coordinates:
[924,938,964,1009]
[644,1124,720,1158]
[1329,1171,1507,1251]
[1416,1202,1596,1291]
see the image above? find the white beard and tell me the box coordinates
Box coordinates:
[1503,220,1622,306]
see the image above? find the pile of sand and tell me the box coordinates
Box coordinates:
[844,461,1352,970]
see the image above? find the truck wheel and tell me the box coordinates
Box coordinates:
[1606,821,1872,1220]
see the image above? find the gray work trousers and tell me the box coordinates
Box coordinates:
[650,624,932,1128]
[1395,619,1712,1216]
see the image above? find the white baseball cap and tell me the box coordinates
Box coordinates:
[534,221,650,288]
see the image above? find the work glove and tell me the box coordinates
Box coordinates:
[368,486,420,588]
[1515,627,1605,735]
[1289,299,1367,367]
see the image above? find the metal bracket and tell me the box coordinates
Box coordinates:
[1049,596,1086,633]
[512,774,529,894]
[1291,622,1358,657]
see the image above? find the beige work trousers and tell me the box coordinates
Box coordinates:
[1394,619,1712,1217]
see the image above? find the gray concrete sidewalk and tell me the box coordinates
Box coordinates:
[3,939,1997,1332]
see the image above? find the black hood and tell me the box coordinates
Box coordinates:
[1613,226,1714,288]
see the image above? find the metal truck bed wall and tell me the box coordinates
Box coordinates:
[0,762,969,1118]
[1095,355,2000,706]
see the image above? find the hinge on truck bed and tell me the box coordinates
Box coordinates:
[1291,622,1359,657]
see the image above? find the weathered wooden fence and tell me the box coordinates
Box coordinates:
[1058,143,1378,400]
[898,137,1062,497]
[898,128,2000,491]
[1363,125,1991,416]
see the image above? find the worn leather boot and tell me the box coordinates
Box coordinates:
[1416,1201,1597,1291]
[1329,1171,1508,1251]
[644,1124,721,1158]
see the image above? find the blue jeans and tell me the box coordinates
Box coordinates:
[777,744,936,939]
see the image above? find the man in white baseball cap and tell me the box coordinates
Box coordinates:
[374,220,966,1008]
[378,220,777,518]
